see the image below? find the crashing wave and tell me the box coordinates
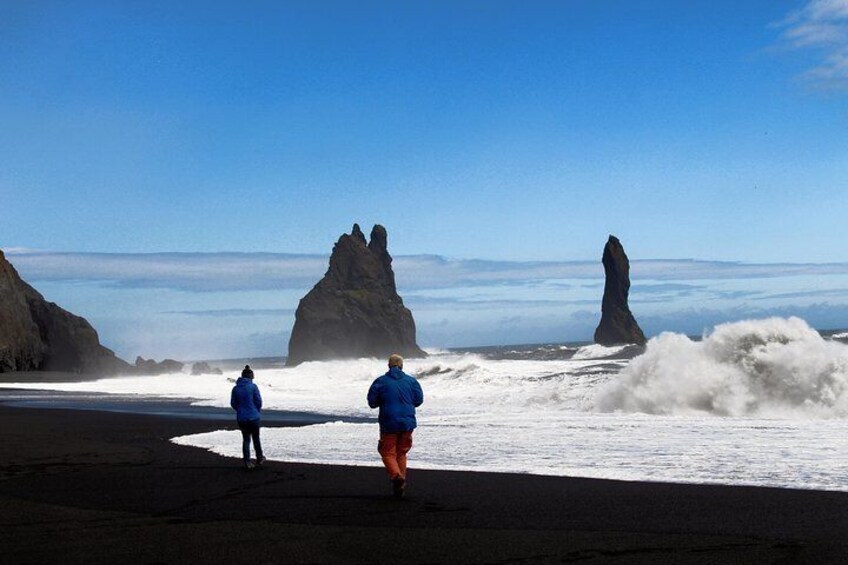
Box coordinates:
[572,343,628,360]
[595,317,848,418]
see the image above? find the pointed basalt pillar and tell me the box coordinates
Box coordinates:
[593,235,647,346]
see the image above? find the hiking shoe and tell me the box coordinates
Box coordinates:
[256,456,267,467]
[244,460,255,470]
[392,477,406,499]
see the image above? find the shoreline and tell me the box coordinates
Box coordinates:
[0,370,131,383]
[1,404,848,563]
[4,392,843,495]
[0,388,371,425]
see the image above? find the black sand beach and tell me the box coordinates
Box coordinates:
[1,402,847,563]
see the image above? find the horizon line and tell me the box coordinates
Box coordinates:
[6,248,848,268]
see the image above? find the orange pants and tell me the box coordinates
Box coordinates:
[377,431,413,480]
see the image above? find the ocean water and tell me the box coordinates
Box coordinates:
[5,317,848,491]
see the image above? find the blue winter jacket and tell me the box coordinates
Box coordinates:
[367,367,424,433]
[230,377,263,422]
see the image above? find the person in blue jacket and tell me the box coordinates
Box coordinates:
[367,354,424,498]
[230,365,265,469]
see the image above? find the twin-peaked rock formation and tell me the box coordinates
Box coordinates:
[287,224,426,366]
[594,235,646,346]
[0,250,130,374]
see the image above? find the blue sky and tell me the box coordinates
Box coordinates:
[2,1,848,359]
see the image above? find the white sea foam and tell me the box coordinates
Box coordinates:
[173,413,848,491]
[596,317,848,418]
[0,352,617,416]
[7,317,848,490]
[571,343,628,360]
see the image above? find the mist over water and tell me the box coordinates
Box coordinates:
[4,317,848,490]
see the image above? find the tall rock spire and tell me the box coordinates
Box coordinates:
[286,224,427,366]
[593,235,647,346]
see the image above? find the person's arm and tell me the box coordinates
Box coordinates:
[230,387,238,411]
[254,384,262,412]
[367,380,381,408]
[412,379,423,407]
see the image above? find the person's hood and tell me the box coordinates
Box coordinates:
[386,367,405,380]
[235,376,253,386]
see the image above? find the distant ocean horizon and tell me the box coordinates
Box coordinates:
[199,325,848,370]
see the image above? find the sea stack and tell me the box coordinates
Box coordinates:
[593,235,646,346]
[286,224,427,366]
[0,250,131,374]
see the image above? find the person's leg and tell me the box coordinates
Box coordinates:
[250,420,264,463]
[237,421,251,462]
[377,433,402,479]
[396,431,413,479]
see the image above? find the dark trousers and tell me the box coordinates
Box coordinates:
[238,419,263,462]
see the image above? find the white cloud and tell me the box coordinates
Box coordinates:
[163,308,295,317]
[6,252,328,292]
[7,251,848,293]
[1,247,45,255]
[777,0,848,89]
[803,49,848,85]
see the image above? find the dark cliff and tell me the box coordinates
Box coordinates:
[0,250,130,374]
[593,235,647,346]
[286,224,427,365]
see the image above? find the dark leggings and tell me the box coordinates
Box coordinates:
[238,419,263,462]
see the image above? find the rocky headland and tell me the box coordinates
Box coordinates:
[594,235,647,346]
[0,250,131,374]
[286,224,426,365]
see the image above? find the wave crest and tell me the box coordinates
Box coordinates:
[595,317,848,418]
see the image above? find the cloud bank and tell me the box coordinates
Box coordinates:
[7,250,848,293]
